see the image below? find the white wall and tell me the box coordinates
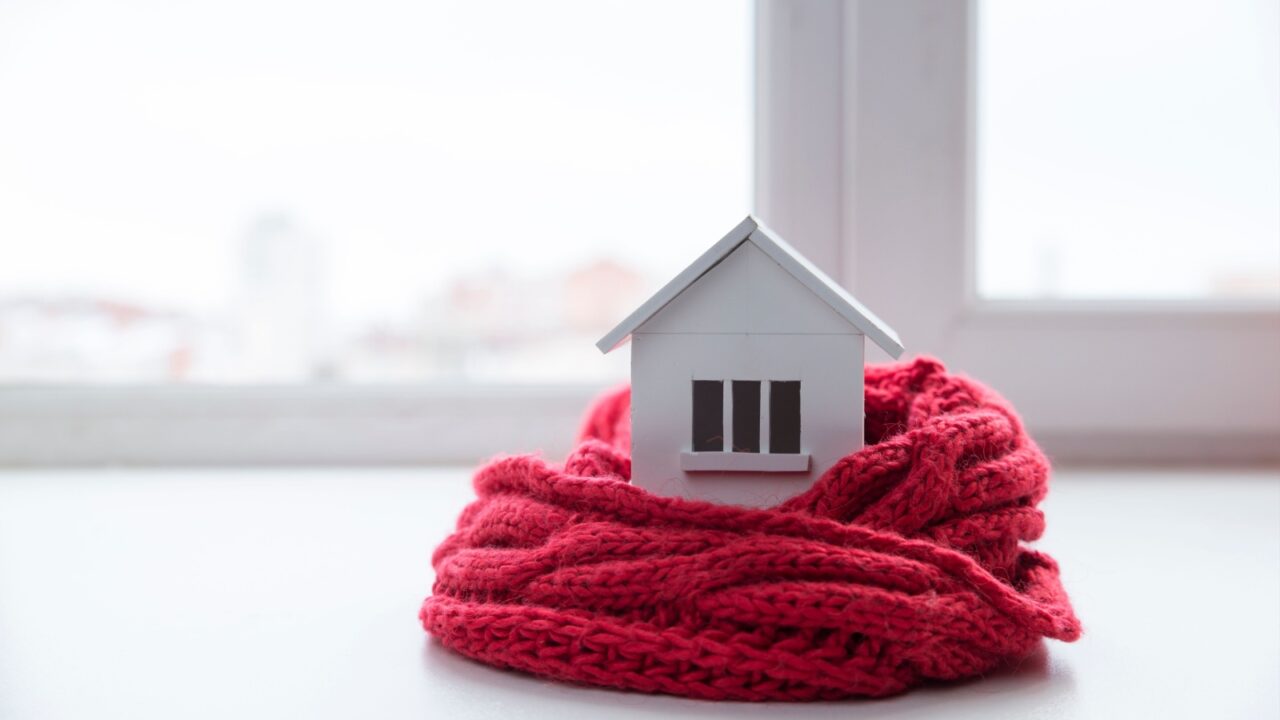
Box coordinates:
[638,240,854,335]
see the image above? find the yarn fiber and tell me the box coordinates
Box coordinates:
[420,357,1080,701]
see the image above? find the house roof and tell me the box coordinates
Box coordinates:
[596,215,904,357]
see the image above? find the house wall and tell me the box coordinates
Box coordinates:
[636,240,855,335]
[631,332,864,506]
[626,239,872,506]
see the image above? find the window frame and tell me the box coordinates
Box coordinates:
[682,377,810,472]
[1,0,1275,467]
[754,0,1280,464]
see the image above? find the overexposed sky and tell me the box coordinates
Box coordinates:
[978,0,1280,299]
[0,0,753,327]
[3,0,1276,324]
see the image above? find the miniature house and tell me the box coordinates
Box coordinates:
[597,216,904,507]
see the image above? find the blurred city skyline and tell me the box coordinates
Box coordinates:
[0,211,649,383]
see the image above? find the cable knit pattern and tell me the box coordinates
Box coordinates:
[420,357,1080,701]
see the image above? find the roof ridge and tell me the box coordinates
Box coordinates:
[596,215,903,358]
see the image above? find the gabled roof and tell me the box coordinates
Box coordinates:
[596,215,904,357]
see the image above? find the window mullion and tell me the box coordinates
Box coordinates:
[722,380,733,453]
[760,380,771,453]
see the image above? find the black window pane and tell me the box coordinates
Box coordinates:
[770,381,801,453]
[731,380,761,453]
[692,380,724,452]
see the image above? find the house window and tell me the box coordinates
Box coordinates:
[731,381,761,452]
[692,379,800,454]
[691,380,724,452]
[769,381,801,454]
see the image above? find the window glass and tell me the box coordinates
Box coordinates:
[977,0,1279,300]
[692,380,725,452]
[769,380,800,454]
[731,380,761,453]
[0,0,753,383]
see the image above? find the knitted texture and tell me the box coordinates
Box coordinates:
[420,357,1080,701]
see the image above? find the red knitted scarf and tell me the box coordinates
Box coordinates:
[420,358,1080,701]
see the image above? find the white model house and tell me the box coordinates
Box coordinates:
[597,216,904,507]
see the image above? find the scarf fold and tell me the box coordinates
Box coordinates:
[421,357,1080,701]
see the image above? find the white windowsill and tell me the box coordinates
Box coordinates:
[1,385,1276,466]
[680,451,810,472]
[1,467,1275,719]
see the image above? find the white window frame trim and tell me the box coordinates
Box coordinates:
[755,0,1280,464]
[1,0,1275,467]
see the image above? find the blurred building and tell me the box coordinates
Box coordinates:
[336,256,646,383]
[0,297,221,382]
[235,214,329,382]
[563,259,647,334]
